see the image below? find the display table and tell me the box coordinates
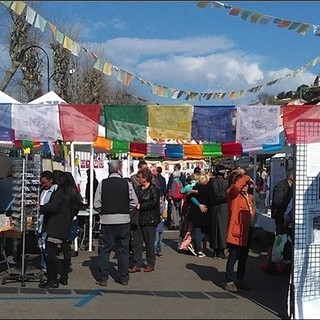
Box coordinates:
[78,208,100,217]
[77,209,100,250]
[255,210,276,234]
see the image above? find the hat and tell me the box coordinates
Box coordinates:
[214,164,226,176]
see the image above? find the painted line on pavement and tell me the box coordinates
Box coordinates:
[0,290,103,308]
[74,289,102,307]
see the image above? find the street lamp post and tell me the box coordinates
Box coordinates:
[20,45,50,93]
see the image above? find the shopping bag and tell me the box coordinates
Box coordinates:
[261,246,288,275]
[271,234,292,264]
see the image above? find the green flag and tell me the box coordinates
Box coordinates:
[111,140,129,153]
[202,143,222,157]
[104,105,147,142]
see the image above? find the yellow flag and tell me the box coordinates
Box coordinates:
[10,1,26,15]
[63,35,74,51]
[148,105,193,141]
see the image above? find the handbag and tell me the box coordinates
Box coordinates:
[271,233,292,264]
[130,208,139,226]
[69,218,80,241]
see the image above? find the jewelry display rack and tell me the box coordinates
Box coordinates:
[2,154,42,286]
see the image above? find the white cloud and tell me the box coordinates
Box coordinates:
[107,18,126,31]
[83,35,319,104]
[134,51,264,91]
[81,21,107,40]
[101,35,235,66]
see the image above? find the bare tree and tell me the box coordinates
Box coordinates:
[50,42,72,101]
[0,2,150,107]
[0,11,31,92]
[0,2,49,101]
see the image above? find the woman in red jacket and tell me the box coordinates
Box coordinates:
[224,169,255,293]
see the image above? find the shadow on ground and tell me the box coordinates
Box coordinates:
[183,228,290,320]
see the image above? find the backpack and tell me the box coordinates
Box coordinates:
[169,177,184,201]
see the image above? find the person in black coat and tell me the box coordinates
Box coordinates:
[156,166,167,197]
[187,174,211,257]
[271,168,294,235]
[209,165,229,259]
[39,172,82,288]
[85,169,99,207]
[130,168,160,273]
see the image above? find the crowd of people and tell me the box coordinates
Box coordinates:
[0,159,293,296]
[90,159,259,293]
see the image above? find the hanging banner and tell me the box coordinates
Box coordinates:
[191,105,234,142]
[104,105,147,142]
[12,104,61,141]
[59,104,100,142]
[236,105,280,151]
[148,104,193,141]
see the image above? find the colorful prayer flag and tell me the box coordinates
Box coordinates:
[191,106,234,143]
[58,104,100,141]
[104,105,147,142]
[148,105,193,141]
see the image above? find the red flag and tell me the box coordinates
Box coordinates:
[129,142,147,155]
[59,104,100,141]
[53,141,61,157]
[283,105,320,144]
[222,142,242,157]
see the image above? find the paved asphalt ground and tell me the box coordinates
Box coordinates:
[0,229,290,319]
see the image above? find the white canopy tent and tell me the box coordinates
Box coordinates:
[0,91,20,104]
[29,91,66,104]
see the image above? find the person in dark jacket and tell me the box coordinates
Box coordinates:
[39,172,82,288]
[209,165,229,259]
[37,171,58,278]
[156,166,167,198]
[271,168,294,235]
[131,160,148,189]
[94,160,138,287]
[130,168,161,273]
[187,173,211,257]
[85,169,99,207]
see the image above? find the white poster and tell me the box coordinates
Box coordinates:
[306,204,320,245]
[306,142,320,177]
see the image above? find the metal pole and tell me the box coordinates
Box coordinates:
[70,142,79,253]
[88,144,94,251]
[20,45,50,92]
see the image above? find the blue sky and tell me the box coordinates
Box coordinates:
[6,1,320,105]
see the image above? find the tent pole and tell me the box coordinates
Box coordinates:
[70,142,78,253]
[88,144,94,251]
[127,154,131,178]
